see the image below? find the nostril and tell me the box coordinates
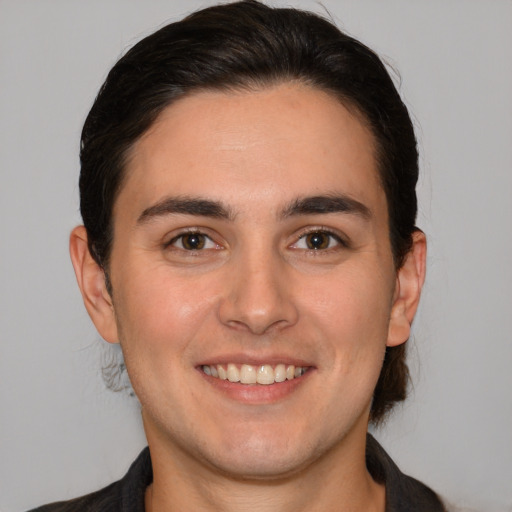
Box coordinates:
[224,316,296,336]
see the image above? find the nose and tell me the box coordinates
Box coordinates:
[218,249,299,335]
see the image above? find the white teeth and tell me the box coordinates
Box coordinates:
[274,364,286,383]
[256,365,274,385]
[240,364,257,384]
[227,363,240,382]
[202,363,308,385]
[217,365,227,380]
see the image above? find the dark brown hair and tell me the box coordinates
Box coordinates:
[80,0,419,424]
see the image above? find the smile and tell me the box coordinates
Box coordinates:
[201,363,308,385]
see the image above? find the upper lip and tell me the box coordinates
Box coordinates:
[197,353,315,368]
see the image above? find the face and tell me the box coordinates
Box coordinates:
[81,83,415,479]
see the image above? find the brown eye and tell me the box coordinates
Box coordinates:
[166,231,221,253]
[181,233,206,250]
[305,232,330,250]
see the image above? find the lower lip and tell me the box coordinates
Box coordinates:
[198,368,313,404]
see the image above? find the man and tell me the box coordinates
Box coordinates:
[32,1,445,510]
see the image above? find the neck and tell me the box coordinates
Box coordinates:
[144,424,385,512]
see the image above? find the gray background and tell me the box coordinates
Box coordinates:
[1,1,511,510]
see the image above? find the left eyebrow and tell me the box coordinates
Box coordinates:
[280,194,371,220]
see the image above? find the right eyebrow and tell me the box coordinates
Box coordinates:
[137,196,234,224]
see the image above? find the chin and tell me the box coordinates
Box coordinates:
[208,450,310,481]
[198,427,324,480]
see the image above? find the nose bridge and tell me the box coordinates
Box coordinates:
[219,241,298,334]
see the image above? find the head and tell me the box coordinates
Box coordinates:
[76,0,421,432]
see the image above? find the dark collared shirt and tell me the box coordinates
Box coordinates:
[29,435,445,511]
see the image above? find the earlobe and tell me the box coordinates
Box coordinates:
[69,226,119,344]
[387,230,427,347]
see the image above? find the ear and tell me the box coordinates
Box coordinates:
[387,230,427,347]
[69,225,119,344]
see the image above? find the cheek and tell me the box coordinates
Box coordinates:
[303,264,394,363]
[113,264,221,353]
[111,269,218,409]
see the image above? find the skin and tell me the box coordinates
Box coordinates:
[70,83,426,512]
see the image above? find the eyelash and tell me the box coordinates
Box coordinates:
[165,229,220,252]
[164,227,348,253]
[292,228,349,252]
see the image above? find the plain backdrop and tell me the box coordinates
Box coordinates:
[1,1,511,511]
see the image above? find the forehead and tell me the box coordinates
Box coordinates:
[117,83,385,220]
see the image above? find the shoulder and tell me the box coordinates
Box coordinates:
[26,448,152,512]
[366,434,447,512]
[27,481,121,512]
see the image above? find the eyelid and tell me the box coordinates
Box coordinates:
[290,227,349,250]
[164,228,223,250]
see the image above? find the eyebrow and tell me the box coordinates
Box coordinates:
[280,194,371,220]
[137,196,234,224]
[137,193,371,225]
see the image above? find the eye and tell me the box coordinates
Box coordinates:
[169,232,218,251]
[292,230,344,251]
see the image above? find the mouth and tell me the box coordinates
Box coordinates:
[201,363,309,385]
